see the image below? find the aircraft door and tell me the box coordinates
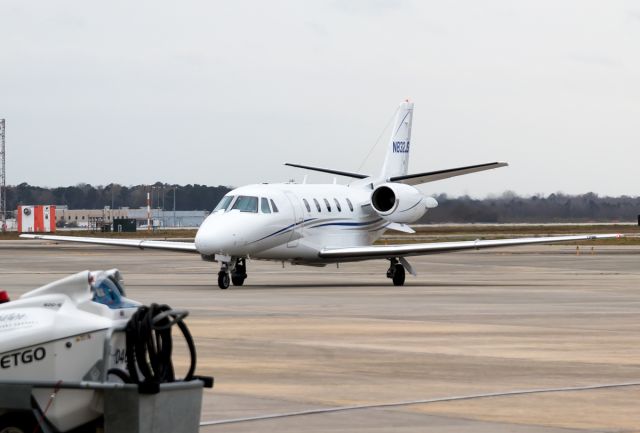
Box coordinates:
[284,191,303,248]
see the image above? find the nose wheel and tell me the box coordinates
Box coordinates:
[386,258,406,286]
[218,270,230,289]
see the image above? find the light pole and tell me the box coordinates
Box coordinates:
[151,186,158,229]
[173,186,177,228]
[146,187,151,231]
[151,186,166,228]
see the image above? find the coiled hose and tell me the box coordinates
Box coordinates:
[109,303,197,391]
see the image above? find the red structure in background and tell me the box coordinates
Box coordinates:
[17,205,56,233]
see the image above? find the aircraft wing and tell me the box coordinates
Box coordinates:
[19,234,198,253]
[319,234,622,260]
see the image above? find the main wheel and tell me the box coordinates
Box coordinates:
[218,271,230,289]
[0,413,37,433]
[232,258,247,286]
[392,264,405,286]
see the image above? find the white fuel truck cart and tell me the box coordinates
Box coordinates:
[0,270,213,433]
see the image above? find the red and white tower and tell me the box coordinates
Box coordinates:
[17,205,56,233]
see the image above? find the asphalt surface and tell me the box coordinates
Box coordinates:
[1,240,639,432]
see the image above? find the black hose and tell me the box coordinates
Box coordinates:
[108,303,197,389]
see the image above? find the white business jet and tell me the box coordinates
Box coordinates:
[22,101,620,288]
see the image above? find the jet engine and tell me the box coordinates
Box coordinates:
[370,183,438,224]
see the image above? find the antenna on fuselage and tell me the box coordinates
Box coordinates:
[303,175,308,184]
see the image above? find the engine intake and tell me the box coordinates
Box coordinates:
[370,183,437,223]
[371,185,397,213]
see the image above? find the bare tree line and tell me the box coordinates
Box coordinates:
[6,184,639,223]
[421,192,640,223]
[7,183,230,213]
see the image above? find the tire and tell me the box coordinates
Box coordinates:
[218,271,230,289]
[231,275,245,286]
[392,264,405,286]
[0,413,37,433]
[235,260,246,276]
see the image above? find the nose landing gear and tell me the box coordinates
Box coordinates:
[217,258,248,289]
[386,258,406,286]
[218,269,230,289]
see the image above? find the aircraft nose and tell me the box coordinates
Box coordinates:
[195,214,245,256]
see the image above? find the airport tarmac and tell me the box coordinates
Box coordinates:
[1,240,639,432]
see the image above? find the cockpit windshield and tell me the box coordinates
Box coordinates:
[213,195,234,212]
[231,196,259,213]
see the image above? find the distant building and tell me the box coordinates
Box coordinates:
[57,208,128,228]
[55,207,208,229]
[127,209,209,228]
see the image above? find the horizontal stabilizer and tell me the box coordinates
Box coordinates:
[390,162,508,186]
[285,163,369,179]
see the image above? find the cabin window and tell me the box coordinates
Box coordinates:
[313,198,321,212]
[346,198,354,212]
[303,199,311,212]
[323,198,331,212]
[232,196,259,213]
[261,197,271,213]
[213,195,234,212]
[270,199,279,213]
[334,198,342,212]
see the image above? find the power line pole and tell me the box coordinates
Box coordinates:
[146,188,151,231]
[0,119,6,232]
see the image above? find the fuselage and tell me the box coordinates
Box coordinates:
[194,183,388,264]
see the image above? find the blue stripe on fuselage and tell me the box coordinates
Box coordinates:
[248,217,385,245]
[310,218,383,229]
[250,218,317,244]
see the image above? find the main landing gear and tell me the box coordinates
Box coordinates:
[386,258,406,286]
[218,258,247,289]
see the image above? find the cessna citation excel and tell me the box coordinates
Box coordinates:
[22,101,620,289]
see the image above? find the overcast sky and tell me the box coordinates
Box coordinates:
[1,0,639,197]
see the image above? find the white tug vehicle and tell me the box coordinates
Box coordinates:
[0,270,207,433]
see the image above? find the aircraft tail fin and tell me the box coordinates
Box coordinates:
[380,100,413,180]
